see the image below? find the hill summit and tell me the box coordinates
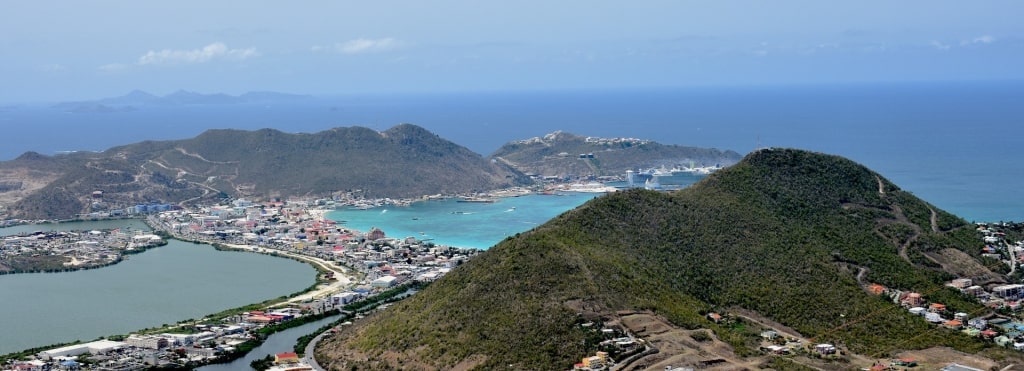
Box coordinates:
[317,148,1004,370]
[0,124,529,219]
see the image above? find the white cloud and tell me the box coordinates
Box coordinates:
[137,42,258,65]
[312,38,401,54]
[961,35,996,46]
[929,40,951,51]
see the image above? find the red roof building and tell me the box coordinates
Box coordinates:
[275,352,300,364]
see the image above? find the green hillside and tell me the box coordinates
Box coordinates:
[317,148,1000,370]
[0,124,530,219]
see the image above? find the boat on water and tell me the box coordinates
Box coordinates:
[651,165,673,177]
[671,164,722,175]
[644,176,662,190]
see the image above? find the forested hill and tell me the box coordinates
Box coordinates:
[489,131,742,177]
[317,148,1006,370]
[0,124,530,219]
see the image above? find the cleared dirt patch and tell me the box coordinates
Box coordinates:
[892,347,997,371]
[0,168,60,206]
[926,248,1006,285]
[615,312,764,371]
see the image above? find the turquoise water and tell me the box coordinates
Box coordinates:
[329,193,597,249]
[328,174,704,250]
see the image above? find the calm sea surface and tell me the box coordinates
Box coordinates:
[330,193,597,250]
[0,237,316,355]
[328,174,705,250]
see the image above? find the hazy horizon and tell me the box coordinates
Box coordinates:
[3,1,1022,103]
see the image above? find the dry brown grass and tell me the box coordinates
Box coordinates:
[926,248,1006,285]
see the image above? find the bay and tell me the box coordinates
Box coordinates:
[0,236,316,355]
[328,173,704,250]
[329,193,596,250]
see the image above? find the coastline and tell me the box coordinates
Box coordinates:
[0,207,358,362]
[213,242,356,305]
[0,228,168,275]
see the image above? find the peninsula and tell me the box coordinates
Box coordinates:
[0,228,165,274]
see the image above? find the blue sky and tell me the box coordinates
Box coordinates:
[2,1,1022,102]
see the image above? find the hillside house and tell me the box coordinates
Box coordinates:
[901,292,924,307]
[814,344,836,355]
[993,284,1024,300]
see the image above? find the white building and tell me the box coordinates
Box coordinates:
[39,340,125,359]
[126,334,168,349]
[993,284,1024,300]
[331,292,361,305]
[371,275,397,289]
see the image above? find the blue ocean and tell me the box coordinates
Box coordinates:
[2,81,1022,235]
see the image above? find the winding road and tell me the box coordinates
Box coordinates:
[304,330,330,371]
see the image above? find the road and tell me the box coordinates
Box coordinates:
[303,326,333,371]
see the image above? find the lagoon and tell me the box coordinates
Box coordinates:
[0,237,316,355]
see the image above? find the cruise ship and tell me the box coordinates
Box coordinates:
[565,182,618,193]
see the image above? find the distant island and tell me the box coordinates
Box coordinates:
[489,130,741,178]
[51,90,314,112]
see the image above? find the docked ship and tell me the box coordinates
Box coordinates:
[566,182,618,193]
